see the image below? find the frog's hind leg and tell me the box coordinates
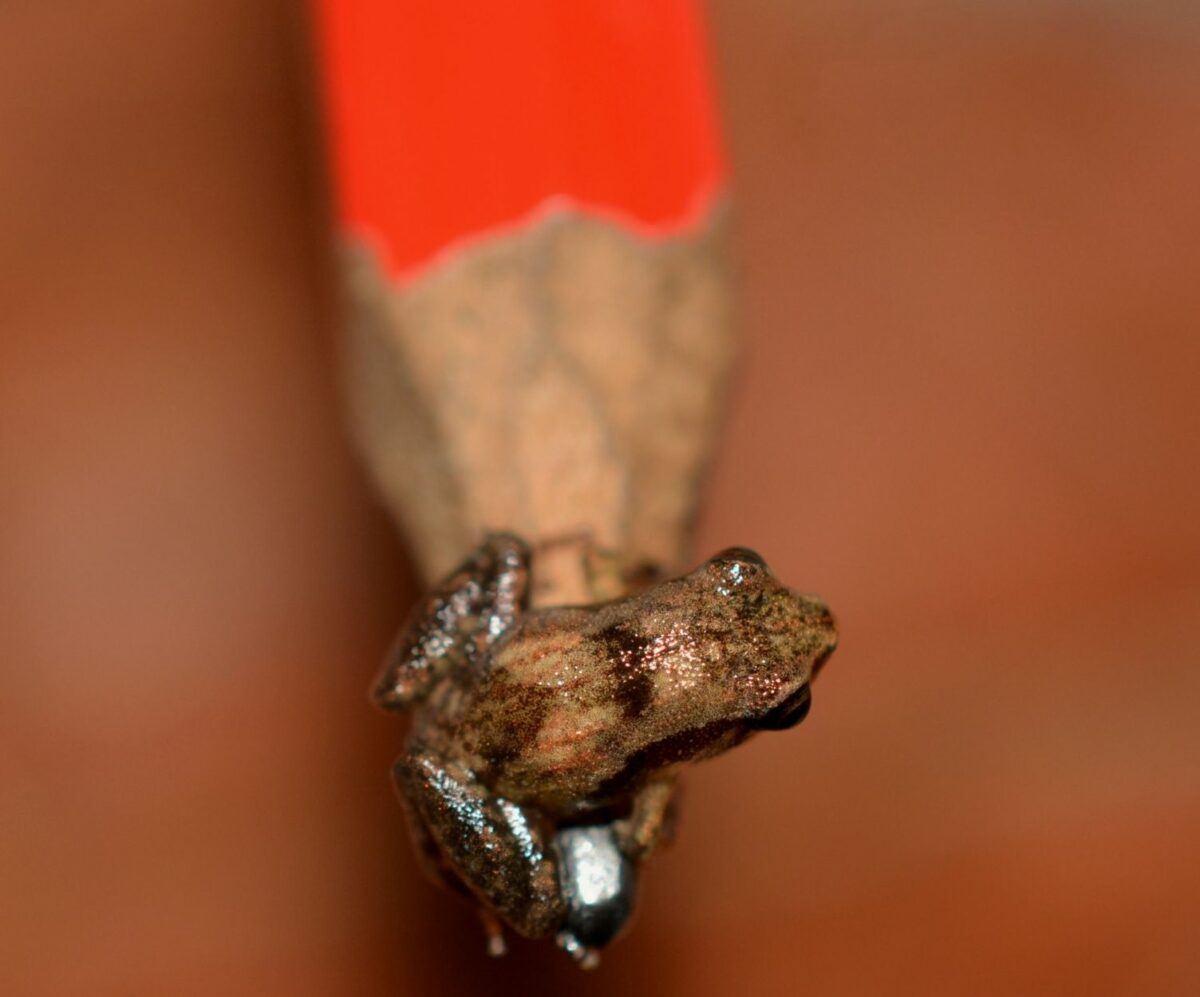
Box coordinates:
[398,796,510,957]
[372,534,531,710]
[394,742,565,941]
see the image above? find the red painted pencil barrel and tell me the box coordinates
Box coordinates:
[312,0,726,278]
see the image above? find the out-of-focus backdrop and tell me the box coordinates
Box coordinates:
[2,2,1198,995]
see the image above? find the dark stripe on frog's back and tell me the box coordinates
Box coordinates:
[472,673,556,776]
[468,618,605,778]
[591,620,657,720]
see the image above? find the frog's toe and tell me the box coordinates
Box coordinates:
[479,910,507,957]
[556,931,601,970]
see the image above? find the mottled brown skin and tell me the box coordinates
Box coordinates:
[373,535,837,950]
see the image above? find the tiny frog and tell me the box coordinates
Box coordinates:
[372,534,837,962]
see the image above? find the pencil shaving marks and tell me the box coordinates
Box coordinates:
[341,204,735,593]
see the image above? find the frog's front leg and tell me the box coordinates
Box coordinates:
[395,741,566,940]
[372,533,530,710]
[613,777,680,862]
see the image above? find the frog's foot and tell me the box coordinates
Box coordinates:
[394,744,565,940]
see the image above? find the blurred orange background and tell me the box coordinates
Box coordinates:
[2,3,1198,996]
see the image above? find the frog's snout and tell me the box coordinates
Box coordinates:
[796,592,835,627]
[795,592,838,677]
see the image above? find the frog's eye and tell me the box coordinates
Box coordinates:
[711,547,767,569]
[709,548,768,589]
[751,684,812,731]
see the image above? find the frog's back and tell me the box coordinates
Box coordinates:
[451,605,650,814]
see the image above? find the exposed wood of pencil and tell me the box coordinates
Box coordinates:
[341,206,733,606]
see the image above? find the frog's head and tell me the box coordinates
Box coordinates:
[682,547,837,732]
[595,547,837,792]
